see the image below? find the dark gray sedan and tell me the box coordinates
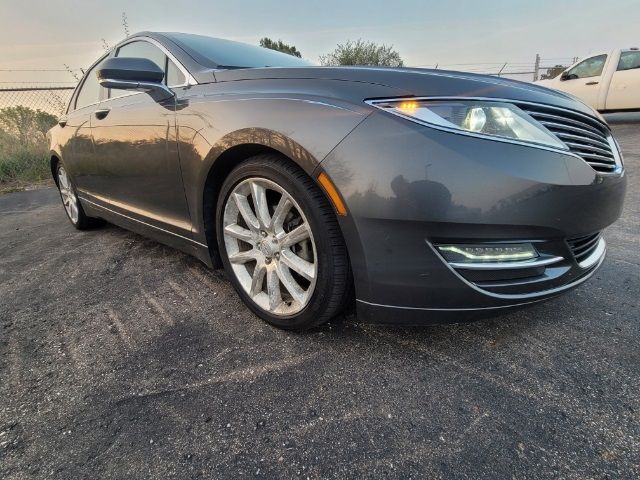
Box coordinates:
[48,32,626,330]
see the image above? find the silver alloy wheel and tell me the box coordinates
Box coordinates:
[222,177,318,316]
[57,166,79,224]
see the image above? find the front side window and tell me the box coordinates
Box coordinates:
[566,55,607,79]
[166,59,186,86]
[108,40,186,98]
[75,58,107,110]
[617,51,640,71]
[116,40,166,70]
[111,41,167,99]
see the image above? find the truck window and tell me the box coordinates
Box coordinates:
[566,55,607,79]
[617,51,640,71]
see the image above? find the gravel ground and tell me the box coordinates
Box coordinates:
[0,124,638,479]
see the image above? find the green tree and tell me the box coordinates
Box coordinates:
[541,64,567,80]
[320,40,404,67]
[0,106,57,145]
[0,107,57,183]
[259,38,302,58]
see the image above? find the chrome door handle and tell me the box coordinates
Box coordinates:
[585,81,599,85]
[94,108,111,120]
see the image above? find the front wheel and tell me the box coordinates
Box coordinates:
[216,155,351,330]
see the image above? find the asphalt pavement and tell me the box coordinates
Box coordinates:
[1,123,638,479]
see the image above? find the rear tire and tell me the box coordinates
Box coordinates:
[55,163,96,230]
[216,154,351,330]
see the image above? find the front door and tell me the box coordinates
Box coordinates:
[90,39,192,238]
[556,54,608,109]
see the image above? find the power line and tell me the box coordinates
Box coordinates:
[0,68,83,72]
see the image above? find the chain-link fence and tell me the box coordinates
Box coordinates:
[418,56,577,82]
[0,85,76,184]
[0,84,75,117]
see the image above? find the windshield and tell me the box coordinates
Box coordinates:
[165,33,315,69]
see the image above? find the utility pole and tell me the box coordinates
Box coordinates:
[533,53,541,81]
[122,12,130,37]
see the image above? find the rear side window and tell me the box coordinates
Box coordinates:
[617,51,640,71]
[566,54,607,79]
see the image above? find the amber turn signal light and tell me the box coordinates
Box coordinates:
[317,172,348,216]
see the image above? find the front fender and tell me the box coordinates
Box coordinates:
[175,92,373,244]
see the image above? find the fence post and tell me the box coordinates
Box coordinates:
[533,54,541,81]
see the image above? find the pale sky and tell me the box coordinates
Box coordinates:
[1,0,638,84]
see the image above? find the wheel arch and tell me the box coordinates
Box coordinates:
[198,126,349,267]
[201,142,296,266]
[50,152,61,187]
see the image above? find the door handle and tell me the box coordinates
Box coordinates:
[585,81,599,85]
[94,108,111,120]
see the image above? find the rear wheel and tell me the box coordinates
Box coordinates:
[216,154,351,330]
[55,164,94,230]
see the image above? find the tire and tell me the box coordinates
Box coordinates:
[216,154,351,330]
[55,163,96,230]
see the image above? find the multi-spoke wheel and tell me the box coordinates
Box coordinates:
[55,163,94,229]
[57,166,79,223]
[216,155,351,330]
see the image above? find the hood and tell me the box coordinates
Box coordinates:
[210,66,599,118]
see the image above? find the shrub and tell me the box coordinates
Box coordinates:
[0,106,57,184]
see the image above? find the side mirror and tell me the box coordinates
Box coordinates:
[560,72,574,81]
[97,57,174,101]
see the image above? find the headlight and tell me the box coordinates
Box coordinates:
[368,99,567,150]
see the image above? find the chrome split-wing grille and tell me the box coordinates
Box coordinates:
[519,104,619,173]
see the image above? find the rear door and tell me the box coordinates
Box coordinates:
[91,39,192,238]
[62,55,109,205]
[556,54,608,109]
[605,50,640,111]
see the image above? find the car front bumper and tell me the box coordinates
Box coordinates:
[318,111,626,324]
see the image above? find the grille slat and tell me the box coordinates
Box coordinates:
[519,104,619,174]
[567,232,602,263]
[577,153,617,165]
[524,111,604,135]
[563,142,615,158]
[571,236,601,256]
[533,119,605,141]
[556,133,613,151]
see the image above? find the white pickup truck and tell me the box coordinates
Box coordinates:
[536,48,640,112]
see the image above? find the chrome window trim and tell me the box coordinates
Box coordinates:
[366,96,623,175]
[115,36,197,87]
[99,36,198,104]
[68,36,197,112]
[70,51,112,112]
